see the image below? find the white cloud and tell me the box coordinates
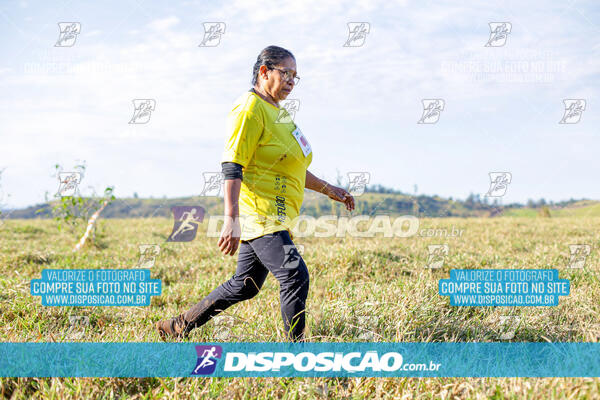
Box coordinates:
[0,0,598,207]
[147,16,180,31]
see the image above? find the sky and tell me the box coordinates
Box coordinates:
[0,0,599,209]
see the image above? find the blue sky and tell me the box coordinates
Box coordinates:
[0,0,599,208]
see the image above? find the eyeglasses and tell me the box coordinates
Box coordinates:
[270,67,300,85]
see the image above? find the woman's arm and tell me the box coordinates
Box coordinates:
[218,178,242,256]
[305,170,355,212]
[305,170,330,194]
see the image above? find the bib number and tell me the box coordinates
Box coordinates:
[291,126,312,157]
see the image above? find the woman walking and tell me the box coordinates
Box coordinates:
[156,45,354,342]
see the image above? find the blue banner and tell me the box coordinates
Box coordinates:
[1,342,599,377]
[30,269,161,306]
[439,269,570,306]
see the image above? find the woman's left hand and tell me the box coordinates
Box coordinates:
[324,184,355,212]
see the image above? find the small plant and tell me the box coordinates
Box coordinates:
[38,163,116,236]
[538,206,551,218]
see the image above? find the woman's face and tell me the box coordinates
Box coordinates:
[258,57,297,104]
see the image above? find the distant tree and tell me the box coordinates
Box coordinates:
[465,193,475,208]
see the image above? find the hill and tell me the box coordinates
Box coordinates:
[2,189,595,220]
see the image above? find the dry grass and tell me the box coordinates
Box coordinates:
[1,217,599,399]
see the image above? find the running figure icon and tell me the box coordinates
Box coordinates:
[192,347,218,374]
[167,206,205,242]
[191,345,222,375]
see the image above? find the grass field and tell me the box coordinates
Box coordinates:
[1,216,600,399]
[502,201,600,219]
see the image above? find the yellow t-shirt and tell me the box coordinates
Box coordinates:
[221,91,313,241]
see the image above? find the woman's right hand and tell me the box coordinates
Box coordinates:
[218,216,241,256]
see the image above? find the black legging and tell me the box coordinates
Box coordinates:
[182,230,309,341]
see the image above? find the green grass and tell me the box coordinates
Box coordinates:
[501,201,600,218]
[552,201,600,218]
[501,209,539,217]
[1,217,600,399]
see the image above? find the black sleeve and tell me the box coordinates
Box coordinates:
[221,162,243,181]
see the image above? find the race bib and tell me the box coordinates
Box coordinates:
[291,126,312,157]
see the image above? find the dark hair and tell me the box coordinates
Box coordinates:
[251,45,295,86]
